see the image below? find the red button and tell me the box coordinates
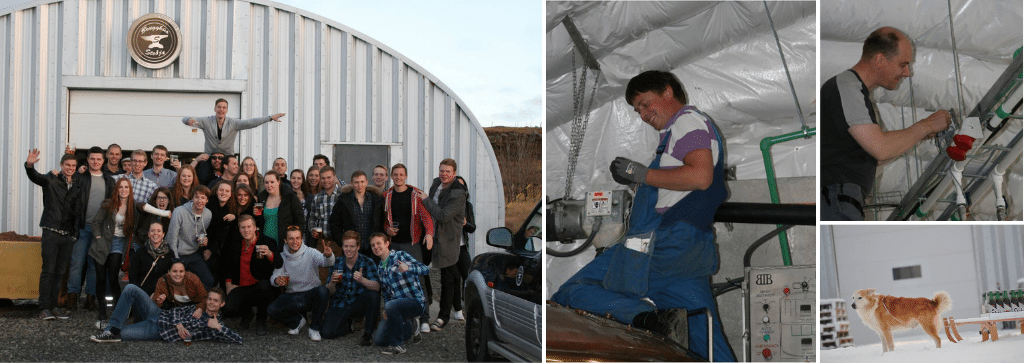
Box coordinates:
[762,348,772,359]
[784,287,790,295]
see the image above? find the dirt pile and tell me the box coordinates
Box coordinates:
[0,231,40,241]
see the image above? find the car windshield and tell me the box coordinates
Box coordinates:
[523,208,542,252]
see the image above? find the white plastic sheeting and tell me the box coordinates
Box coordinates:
[822,0,1023,220]
[545,1,816,298]
[547,1,817,201]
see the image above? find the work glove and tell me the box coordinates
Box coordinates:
[609,157,648,185]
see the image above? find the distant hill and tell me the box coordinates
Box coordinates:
[484,126,541,229]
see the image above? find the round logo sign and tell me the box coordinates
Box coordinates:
[127,13,182,69]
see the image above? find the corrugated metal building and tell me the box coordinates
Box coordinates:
[0,0,504,256]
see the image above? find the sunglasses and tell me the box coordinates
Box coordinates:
[286,225,302,231]
[211,156,224,160]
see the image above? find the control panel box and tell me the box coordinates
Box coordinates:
[745,265,815,362]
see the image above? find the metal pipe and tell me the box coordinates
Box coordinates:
[901,107,914,191]
[917,171,954,220]
[947,0,968,121]
[714,203,815,225]
[762,0,807,130]
[909,76,922,179]
[760,127,815,266]
[960,138,1022,220]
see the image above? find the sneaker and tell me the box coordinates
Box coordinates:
[309,329,321,341]
[453,310,465,321]
[430,318,447,331]
[90,330,120,343]
[381,345,406,355]
[39,310,56,321]
[420,322,431,333]
[359,334,373,346]
[94,320,108,330]
[288,316,306,335]
[411,328,422,345]
[51,308,71,320]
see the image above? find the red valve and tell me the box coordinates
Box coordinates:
[953,134,975,151]
[762,348,772,359]
[946,146,967,161]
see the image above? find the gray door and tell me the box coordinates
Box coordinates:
[333,144,389,183]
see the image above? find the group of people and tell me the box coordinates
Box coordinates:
[25,98,476,355]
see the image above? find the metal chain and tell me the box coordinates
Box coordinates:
[564,46,601,200]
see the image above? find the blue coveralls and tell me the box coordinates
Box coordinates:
[552,114,735,362]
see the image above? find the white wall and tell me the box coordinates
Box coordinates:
[832,225,979,346]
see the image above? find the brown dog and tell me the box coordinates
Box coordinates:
[851,289,952,353]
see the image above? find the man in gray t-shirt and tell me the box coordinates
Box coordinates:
[68,147,114,310]
[820,26,950,221]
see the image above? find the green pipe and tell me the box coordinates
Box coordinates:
[759,126,815,266]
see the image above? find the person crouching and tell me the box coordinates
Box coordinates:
[371,232,429,355]
[267,225,335,341]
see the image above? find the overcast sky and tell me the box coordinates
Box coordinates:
[0,0,542,127]
[274,0,541,127]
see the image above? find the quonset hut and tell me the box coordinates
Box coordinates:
[0,0,504,256]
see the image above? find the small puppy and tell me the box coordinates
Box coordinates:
[851,289,952,353]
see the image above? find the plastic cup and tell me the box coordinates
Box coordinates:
[254,203,264,217]
[170,155,179,162]
[196,233,207,246]
[183,338,192,346]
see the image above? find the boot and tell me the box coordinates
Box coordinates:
[633,308,689,349]
[66,294,80,312]
[83,295,96,311]
[255,320,268,336]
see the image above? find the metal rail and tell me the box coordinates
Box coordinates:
[887,54,1023,220]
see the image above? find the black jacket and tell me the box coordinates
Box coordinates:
[220,233,283,284]
[129,246,174,295]
[329,185,386,254]
[76,171,115,230]
[206,201,237,260]
[195,159,218,187]
[462,201,476,244]
[25,163,83,233]
[255,188,304,251]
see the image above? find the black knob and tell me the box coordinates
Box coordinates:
[762,303,770,311]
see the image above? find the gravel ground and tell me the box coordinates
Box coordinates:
[0,268,467,362]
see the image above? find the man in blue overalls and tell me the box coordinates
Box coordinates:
[552,70,735,361]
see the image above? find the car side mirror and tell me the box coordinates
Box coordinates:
[486,227,514,248]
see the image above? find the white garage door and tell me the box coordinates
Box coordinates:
[69,90,241,153]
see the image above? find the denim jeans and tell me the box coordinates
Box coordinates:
[267,286,329,331]
[373,298,423,347]
[68,225,97,295]
[320,289,381,339]
[108,284,163,341]
[39,230,76,311]
[178,252,215,288]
